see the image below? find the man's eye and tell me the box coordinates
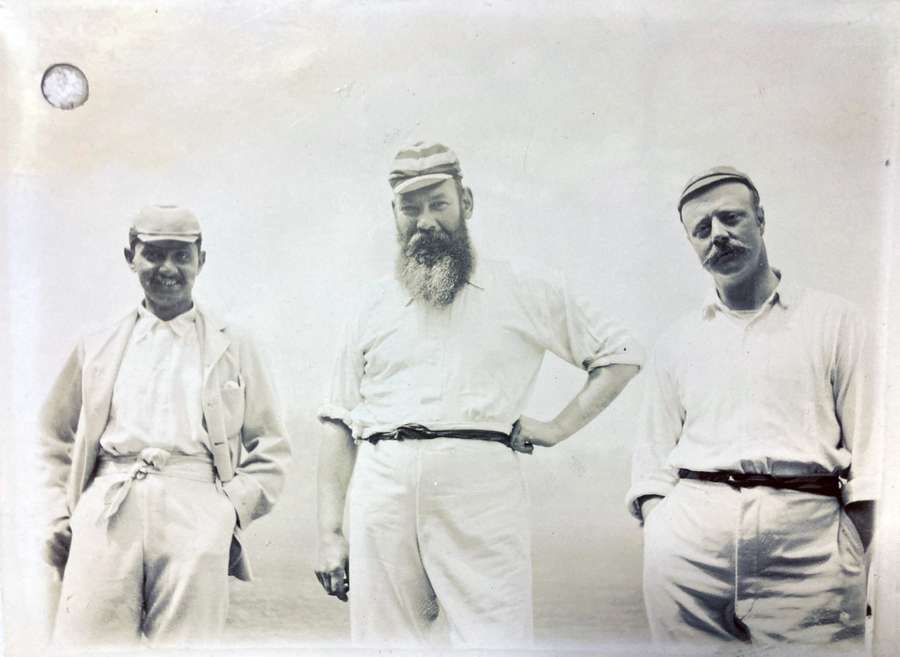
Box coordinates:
[431,202,448,210]
[401,206,418,214]
[175,252,191,262]
[694,223,710,238]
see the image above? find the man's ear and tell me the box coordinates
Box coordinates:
[757,205,766,234]
[198,250,207,270]
[462,186,474,220]
[124,247,135,269]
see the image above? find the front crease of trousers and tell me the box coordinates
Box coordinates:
[642,478,867,649]
[348,438,534,649]
[53,466,236,648]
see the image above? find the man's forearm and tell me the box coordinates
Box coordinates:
[550,363,640,442]
[317,419,357,537]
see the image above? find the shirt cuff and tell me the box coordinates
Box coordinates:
[842,475,881,505]
[584,351,645,371]
[626,475,678,522]
[316,404,363,438]
[317,403,352,424]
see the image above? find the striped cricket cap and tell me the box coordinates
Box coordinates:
[678,166,758,212]
[388,141,463,194]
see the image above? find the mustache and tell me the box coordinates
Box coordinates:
[703,240,746,267]
[404,229,452,261]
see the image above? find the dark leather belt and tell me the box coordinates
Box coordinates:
[678,469,842,497]
[367,423,514,448]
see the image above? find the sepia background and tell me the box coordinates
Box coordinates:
[2,2,898,655]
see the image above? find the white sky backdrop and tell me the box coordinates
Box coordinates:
[2,2,898,655]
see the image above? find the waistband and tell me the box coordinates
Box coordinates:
[96,448,217,521]
[678,469,842,497]
[97,448,216,482]
[366,424,514,448]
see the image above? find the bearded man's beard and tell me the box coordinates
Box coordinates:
[395,222,474,307]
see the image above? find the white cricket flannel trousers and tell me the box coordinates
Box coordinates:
[643,478,867,648]
[348,438,534,648]
[53,454,235,647]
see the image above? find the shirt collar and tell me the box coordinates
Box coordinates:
[702,268,790,320]
[467,262,485,291]
[135,302,198,339]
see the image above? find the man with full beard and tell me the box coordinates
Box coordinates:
[315,142,643,648]
[627,167,880,648]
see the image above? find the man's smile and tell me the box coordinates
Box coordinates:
[153,277,183,289]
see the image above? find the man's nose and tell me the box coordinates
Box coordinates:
[416,210,440,231]
[159,257,178,274]
[709,219,729,241]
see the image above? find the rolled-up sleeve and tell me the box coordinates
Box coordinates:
[833,305,882,505]
[316,308,365,436]
[625,341,683,521]
[526,266,645,372]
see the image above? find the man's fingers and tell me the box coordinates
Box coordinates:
[332,571,349,601]
[331,566,349,588]
[511,432,534,454]
[316,567,350,601]
[329,566,350,602]
[509,419,535,453]
[315,570,333,595]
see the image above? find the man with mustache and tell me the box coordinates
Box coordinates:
[627,167,880,648]
[40,206,291,647]
[315,141,643,647]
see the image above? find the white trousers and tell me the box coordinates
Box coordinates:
[643,479,867,650]
[348,438,534,649]
[53,459,236,648]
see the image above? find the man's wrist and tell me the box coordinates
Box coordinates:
[544,419,570,445]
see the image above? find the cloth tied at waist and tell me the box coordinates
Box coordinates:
[98,447,216,521]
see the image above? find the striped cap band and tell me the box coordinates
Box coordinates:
[389,141,463,194]
[678,166,757,212]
